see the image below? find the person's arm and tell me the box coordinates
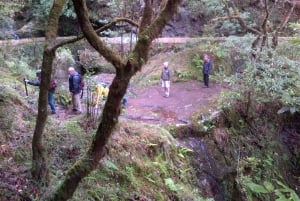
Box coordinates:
[208,61,212,74]
[26,80,40,86]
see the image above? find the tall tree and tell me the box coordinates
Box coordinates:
[45,0,182,200]
[30,0,139,186]
[31,0,67,185]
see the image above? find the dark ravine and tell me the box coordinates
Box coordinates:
[174,110,300,200]
[178,133,239,201]
[279,114,300,193]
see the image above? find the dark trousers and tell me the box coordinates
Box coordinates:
[203,74,209,87]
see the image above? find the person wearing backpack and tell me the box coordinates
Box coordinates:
[25,69,57,114]
[68,67,82,114]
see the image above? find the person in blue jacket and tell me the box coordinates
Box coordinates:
[202,54,212,88]
[68,67,82,114]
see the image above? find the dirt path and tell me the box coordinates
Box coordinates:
[55,80,223,125]
[122,81,223,125]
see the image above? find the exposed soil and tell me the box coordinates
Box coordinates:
[122,81,223,124]
[54,73,225,125]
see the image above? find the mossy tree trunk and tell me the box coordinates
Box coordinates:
[45,0,183,200]
[31,0,66,185]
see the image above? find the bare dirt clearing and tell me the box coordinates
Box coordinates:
[122,81,224,125]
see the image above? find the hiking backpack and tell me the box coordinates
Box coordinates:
[50,80,57,90]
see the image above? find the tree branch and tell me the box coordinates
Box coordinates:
[72,0,124,69]
[272,1,296,48]
[131,0,183,69]
[260,0,269,50]
[145,0,183,42]
[54,17,139,50]
[214,0,262,35]
[138,0,153,34]
[222,0,231,17]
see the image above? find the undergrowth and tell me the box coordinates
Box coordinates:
[215,36,300,201]
[70,120,207,201]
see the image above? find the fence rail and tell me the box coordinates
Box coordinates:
[0,36,297,47]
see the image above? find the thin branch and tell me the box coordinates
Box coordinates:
[260,0,269,50]
[214,0,262,35]
[231,1,248,33]
[72,0,124,69]
[272,1,296,48]
[54,17,139,50]
[131,0,183,68]
[222,0,231,17]
[278,3,295,31]
[142,0,183,42]
[138,0,153,34]
[212,15,241,21]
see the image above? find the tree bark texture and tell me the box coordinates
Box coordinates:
[31,0,66,185]
[46,0,183,200]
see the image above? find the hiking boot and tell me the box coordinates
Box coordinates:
[51,110,56,114]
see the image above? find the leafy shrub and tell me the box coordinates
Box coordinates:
[56,89,71,108]
[4,57,35,79]
[175,70,192,80]
[0,15,15,39]
[219,36,300,114]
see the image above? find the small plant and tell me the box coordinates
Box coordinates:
[125,166,139,187]
[56,89,71,108]
[177,147,193,158]
[243,180,300,201]
[192,54,203,71]
[175,70,192,79]
[274,180,300,201]
[164,178,184,192]
[203,120,216,131]
[152,161,168,177]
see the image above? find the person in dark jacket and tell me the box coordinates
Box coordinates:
[25,69,57,114]
[202,54,212,88]
[68,67,82,114]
